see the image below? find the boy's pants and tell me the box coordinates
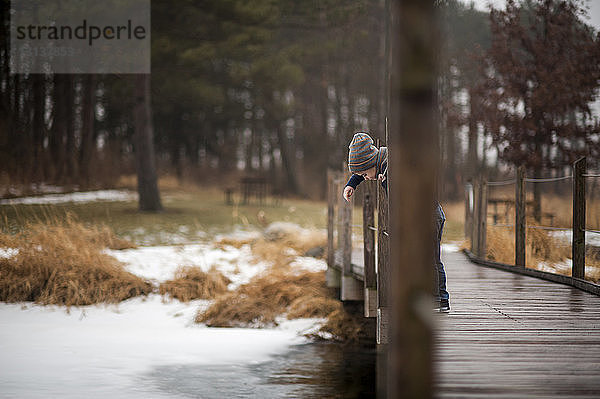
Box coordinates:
[434,203,449,301]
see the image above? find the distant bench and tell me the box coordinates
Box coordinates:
[224,176,269,205]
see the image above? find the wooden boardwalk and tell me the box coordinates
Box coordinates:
[435,249,600,398]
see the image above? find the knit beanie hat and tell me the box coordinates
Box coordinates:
[348,132,379,173]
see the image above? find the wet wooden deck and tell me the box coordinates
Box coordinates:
[434,249,600,398]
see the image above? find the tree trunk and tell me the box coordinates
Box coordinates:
[31,74,45,181]
[134,74,162,211]
[79,74,96,188]
[64,75,77,184]
[275,124,299,195]
[50,74,68,182]
[467,88,478,180]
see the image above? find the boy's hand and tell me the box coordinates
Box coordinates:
[343,186,354,202]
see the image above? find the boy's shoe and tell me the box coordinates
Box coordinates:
[436,299,450,312]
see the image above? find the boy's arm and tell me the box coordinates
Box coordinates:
[342,174,364,202]
[346,174,365,189]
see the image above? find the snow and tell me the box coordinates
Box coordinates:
[289,256,327,272]
[105,243,270,289]
[0,248,18,259]
[551,230,600,247]
[0,189,137,205]
[0,295,318,399]
[0,233,327,397]
[442,243,460,253]
[536,259,573,275]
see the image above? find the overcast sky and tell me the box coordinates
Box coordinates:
[465,0,600,30]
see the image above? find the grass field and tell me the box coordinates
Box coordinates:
[1,182,329,246]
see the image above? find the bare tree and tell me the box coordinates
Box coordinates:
[134,74,162,211]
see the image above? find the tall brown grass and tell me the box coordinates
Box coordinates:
[196,268,334,327]
[205,227,359,341]
[159,266,230,302]
[0,214,151,305]
[485,225,600,282]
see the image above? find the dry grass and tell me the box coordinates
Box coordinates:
[216,227,326,267]
[196,268,331,328]
[202,227,359,341]
[286,296,341,319]
[159,266,231,302]
[0,214,151,305]
[116,174,187,192]
[195,265,361,341]
[310,309,363,343]
[487,227,600,282]
[442,201,465,224]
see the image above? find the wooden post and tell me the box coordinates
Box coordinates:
[341,192,362,301]
[471,179,480,254]
[363,181,377,317]
[464,182,474,240]
[388,0,436,395]
[572,157,586,280]
[326,170,340,288]
[338,169,364,301]
[326,174,342,289]
[377,180,390,342]
[477,178,488,259]
[515,166,526,267]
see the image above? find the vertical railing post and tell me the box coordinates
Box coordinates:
[326,170,340,288]
[363,181,377,317]
[377,179,389,344]
[464,182,474,241]
[341,171,362,301]
[572,157,586,280]
[515,166,526,267]
[326,173,342,289]
[477,178,488,259]
[472,179,480,254]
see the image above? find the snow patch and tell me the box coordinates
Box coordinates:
[0,295,317,398]
[0,190,137,205]
[289,256,327,272]
[551,230,600,247]
[105,243,269,289]
[0,248,19,259]
[442,243,460,253]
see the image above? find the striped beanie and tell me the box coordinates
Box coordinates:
[348,132,379,173]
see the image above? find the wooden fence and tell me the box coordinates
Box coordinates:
[326,169,391,344]
[465,156,600,296]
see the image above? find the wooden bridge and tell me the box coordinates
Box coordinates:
[326,164,600,397]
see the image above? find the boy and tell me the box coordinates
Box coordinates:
[342,132,450,312]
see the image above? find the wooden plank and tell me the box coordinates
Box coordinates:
[377,306,389,344]
[435,249,600,398]
[326,170,335,270]
[463,250,600,296]
[341,188,362,301]
[572,157,586,279]
[363,181,376,289]
[515,166,526,267]
[377,182,389,307]
[363,181,377,317]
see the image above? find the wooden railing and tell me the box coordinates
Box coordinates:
[326,168,391,343]
[465,157,600,296]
